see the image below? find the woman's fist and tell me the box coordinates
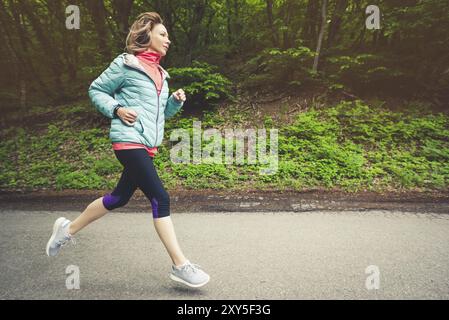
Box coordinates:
[172,89,186,102]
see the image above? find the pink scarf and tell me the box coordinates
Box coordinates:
[135,51,163,96]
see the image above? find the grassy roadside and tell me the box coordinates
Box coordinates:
[1,98,448,193]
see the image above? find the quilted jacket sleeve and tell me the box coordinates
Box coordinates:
[164,94,184,119]
[88,55,125,119]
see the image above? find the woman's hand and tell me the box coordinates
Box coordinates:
[173,89,186,102]
[117,107,138,126]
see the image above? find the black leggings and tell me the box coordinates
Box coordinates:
[102,149,170,218]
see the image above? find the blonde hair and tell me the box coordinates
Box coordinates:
[125,12,163,54]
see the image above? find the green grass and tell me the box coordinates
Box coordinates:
[1,99,448,192]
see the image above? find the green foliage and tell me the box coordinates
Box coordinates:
[325,54,409,95]
[0,121,115,190]
[241,47,318,92]
[1,99,448,192]
[171,163,238,189]
[60,101,93,116]
[55,170,104,190]
[274,100,449,191]
[1,0,448,106]
[168,60,234,108]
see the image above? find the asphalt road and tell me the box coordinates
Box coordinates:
[0,209,448,299]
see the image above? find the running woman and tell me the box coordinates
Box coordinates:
[45,12,210,288]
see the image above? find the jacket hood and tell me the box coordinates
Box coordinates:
[122,53,171,79]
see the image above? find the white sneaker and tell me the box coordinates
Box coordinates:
[45,217,75,257]
[169,260,210,288]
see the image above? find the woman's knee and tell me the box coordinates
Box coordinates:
[102,193,132,210]
[150,191,170,218]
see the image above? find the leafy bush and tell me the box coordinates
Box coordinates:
[1,99,448,192]
[241,47,318,92]
[325,54,412,95]
[168,60,234,108]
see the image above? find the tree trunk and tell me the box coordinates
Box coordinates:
[18,0,66,100]
[226,0,233,45]
[350,0,367,50]
[326,0,348,48]
[204,10,214,47]
[313,0,327,72]
[233,0,241,40]
[0,0,53,101]
[301,0,320,48]
[47,0,79,83]
[281,0,294,49]
[85,0,111,60]
[187,0,207,64]
[111,0,134,50]
[265,0,279,47]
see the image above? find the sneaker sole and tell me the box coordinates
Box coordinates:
[169,273,210,288]
[45,217,67,257]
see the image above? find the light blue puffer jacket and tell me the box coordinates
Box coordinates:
[88,53,184,147]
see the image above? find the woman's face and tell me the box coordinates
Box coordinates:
[147,23,171,56]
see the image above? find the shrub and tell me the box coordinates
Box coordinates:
[241,47,318,92]
[168,61,234,108]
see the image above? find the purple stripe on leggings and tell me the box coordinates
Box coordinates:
[151,197,159,218]
[103,193,121,209]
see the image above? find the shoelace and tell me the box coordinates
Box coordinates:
[181,262,202,274]
[56,235,76,247]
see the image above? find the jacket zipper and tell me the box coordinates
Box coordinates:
[156,94,159,145]
[123,61,165,146]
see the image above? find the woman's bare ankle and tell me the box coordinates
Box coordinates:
[68,223,76,236]
[174,258,189,267]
